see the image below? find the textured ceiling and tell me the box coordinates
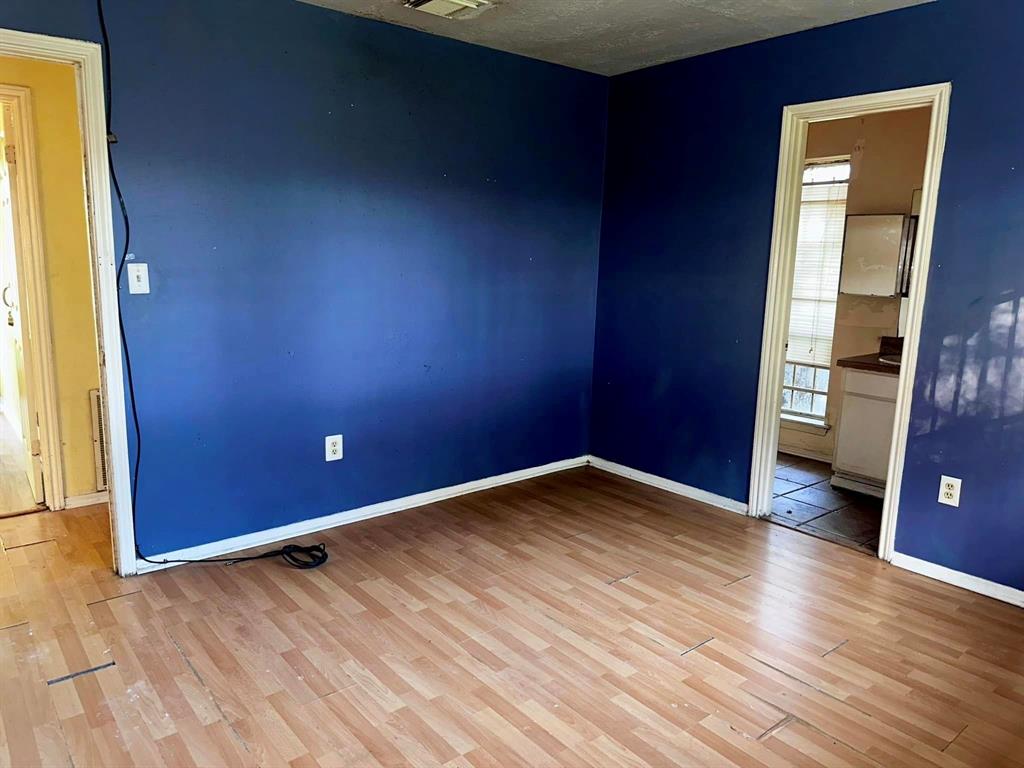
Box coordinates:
[300,0,932,76]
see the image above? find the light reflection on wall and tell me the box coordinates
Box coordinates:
[918,291,1024,438]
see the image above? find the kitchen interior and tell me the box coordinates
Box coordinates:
[771,106,930,554]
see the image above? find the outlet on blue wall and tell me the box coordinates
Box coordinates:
[0,0,608,554]
[2,0,1021,593]
[592,0,1024,591]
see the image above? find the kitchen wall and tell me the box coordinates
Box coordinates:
[0,0,608,554]
[780,107,931,460]
[0,55,101,498]
[592,0,1024,591]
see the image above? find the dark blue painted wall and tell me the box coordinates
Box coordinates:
[4,0,1020,591]
[593,0,1024,589]
[0,0,608,554]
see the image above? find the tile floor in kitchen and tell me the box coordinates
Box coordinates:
[771,453,882,554]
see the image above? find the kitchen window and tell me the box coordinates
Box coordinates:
[782,362,830,419]
[783,158,849,423]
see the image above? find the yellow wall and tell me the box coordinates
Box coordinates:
[780,107,931,460]
[0,55,100,497]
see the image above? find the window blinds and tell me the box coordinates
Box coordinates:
[787,164,849,367]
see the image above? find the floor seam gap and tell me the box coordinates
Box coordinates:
[757,713,794,741]
[47,661,116,685]
[85,590,142,607]
[743,652,868,713]
[606,570,639,585]
[5,538,56,549]
[943,724,968,752]
[168,631,252,756]
[793,716,889,767]
[680,636,714,656]
[822,639,848,657]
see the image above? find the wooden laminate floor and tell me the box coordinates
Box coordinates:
[1,467,1022,767]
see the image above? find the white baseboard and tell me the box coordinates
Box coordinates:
[830,474,885,499]
[131,452,1023,609]
[135,456,588,574]
[65,491,109,509]
[588,456,748,516]
[777,445,833,464]
[891,552,1024,608]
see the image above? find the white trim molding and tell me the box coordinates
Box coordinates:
[776,445,833,465]
[138,454,757,574]
[779,414,830,437]
[748,83,952,568]
[891,553,1024,608]
[135,456,588,574]
[65,490,110,509]
[588,456,748,516]
[0,28,135,575]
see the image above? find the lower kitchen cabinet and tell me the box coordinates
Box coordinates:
[832,368,898,497]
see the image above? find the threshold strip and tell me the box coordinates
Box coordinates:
[47,661,116,685]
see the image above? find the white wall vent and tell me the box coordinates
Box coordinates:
[404,0,491,20]
[89,388,108,491]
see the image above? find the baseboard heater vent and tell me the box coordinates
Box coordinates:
[89,388,108,491]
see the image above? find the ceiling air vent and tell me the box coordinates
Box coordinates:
[404,0,491,20]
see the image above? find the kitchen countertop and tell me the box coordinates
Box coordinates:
[835,353,901,374]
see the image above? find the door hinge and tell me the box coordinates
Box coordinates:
[4,144,15,165]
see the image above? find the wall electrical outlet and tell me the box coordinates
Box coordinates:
[324,434,344,462]
[938,475,961,507]
[325,434,343,462]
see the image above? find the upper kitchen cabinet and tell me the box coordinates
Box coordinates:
[839,214,915,297]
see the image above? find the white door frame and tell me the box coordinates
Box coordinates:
[748,83,951,562]
[0,28,135,575]
[0,84,64,510]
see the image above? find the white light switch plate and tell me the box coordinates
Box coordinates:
[325,434,343,462]
[938,475,961,507]
[127,263,150,294]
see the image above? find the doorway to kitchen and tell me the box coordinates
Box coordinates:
[748,84,951,561]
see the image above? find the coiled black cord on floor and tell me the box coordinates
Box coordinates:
[96,0,327,571]
[145,543,329,569]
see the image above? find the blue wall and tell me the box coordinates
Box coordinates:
[0,0,608,554]
[592,0,1024,590]
[3,0,1021,592]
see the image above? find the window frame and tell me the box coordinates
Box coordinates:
[781,156,851,428]
[781,361,830,425]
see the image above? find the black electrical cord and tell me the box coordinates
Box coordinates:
[97,0,327,570]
